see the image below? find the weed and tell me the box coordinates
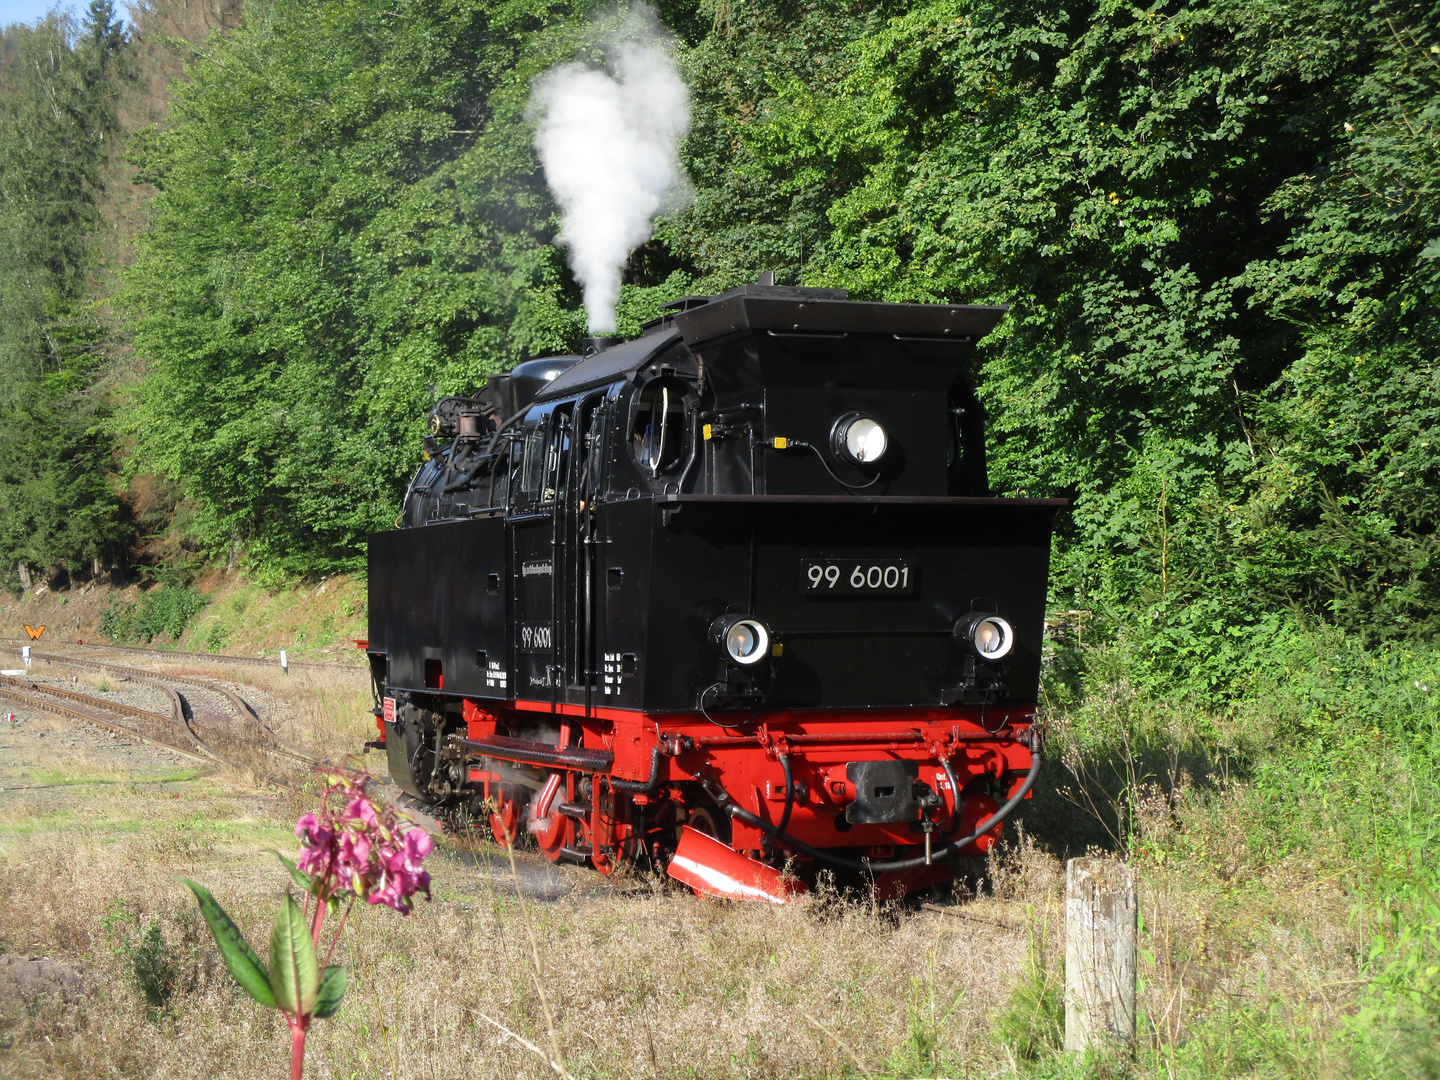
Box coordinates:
[993,908,1064,1063]
[204,623,230,653]
[102,907,181,1018]
[130,919,180,1014]
[883,945,966,1078]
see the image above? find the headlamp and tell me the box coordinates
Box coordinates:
[831,413,888,466]
[955,613,1015,661]
[708,615,771,666]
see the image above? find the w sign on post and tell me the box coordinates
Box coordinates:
[1064,857,1137,1052]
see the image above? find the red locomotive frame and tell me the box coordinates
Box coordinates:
[368,683,1040,900]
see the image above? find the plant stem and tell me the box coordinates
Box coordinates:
[290,1015,308,1080]
[322,897,354,969]
[310,887,327,948]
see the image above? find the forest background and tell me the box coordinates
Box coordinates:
[0,0,1437,1074]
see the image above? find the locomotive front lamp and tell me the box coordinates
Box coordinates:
[709,615,771,666]
[831,413,888,466]
[955,613,1015,661]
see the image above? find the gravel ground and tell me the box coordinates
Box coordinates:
[0,702,208,814]
[3,667,175,718]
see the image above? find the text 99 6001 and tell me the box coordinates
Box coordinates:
[800,559,913,595]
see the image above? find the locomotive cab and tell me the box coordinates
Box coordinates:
[366,280,1063,898]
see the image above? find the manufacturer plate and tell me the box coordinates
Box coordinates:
[800,559,913,595]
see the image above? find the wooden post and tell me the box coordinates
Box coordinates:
[1064,857,1137,1052]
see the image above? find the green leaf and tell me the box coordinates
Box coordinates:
[178,878,277,1009]
[313,965,348,1019]
[268,892,319,1017]
[270,849,312,892]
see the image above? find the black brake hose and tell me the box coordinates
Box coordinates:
[775,753,796,837]
[484,409,527,457]
[698,737,1043,874]
[611,746,663,793]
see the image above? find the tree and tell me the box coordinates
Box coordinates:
[122,0,606,577]
[0,2,130,584]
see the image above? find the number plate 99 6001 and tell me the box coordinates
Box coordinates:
[800,559,913,595]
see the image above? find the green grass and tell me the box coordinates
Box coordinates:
[982,622,1440,1080]
[177,574,368,659]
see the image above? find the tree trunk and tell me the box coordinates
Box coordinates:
[17,563,31,589]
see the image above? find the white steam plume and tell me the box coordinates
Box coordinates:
[529,5,691,335]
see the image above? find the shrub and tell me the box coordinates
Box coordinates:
[99,585,208,643]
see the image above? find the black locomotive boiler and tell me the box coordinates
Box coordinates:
[363,279,1063,900]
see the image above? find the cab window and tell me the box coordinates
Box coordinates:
[519,425,546,499]
[631,379,689,476]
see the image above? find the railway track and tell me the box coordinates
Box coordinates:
[0,637,364,671]
[0,673,217,765]
[1,647,319,767]
[0,651,321,789]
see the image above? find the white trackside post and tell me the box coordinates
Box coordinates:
[280,649,288,675]
[1064,857,1137,1052]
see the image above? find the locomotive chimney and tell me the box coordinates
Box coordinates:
[581,336,621,357]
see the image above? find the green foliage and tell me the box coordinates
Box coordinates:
[179,878,278,1009]
[203,622,230,653]
[102,907,183,1018]
[130,917,181,1015]
[268,891,318,1017]
[0,2,130,582]
[1026,621,1440,1077]
[314,964,347,1020]
[99,583,207,642]
[120,0,606,578]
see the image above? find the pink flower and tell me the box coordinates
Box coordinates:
[342,795,378,828]
[368,872,405,912]
[400,828,432,869]
[292,768,432,915]
[295,813,334,876]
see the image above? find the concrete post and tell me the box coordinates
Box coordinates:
[1064,857,1137,1052]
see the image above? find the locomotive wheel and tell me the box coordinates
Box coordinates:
[684,800,733,845]
[489,786,521,849]
[529,772,569,863]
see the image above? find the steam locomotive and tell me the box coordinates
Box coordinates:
[363,278,1063,900]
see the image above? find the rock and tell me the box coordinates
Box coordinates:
[0,956,99,1007]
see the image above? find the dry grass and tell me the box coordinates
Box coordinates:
[0,820,1043,1078]
[0,671,1376,1079]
